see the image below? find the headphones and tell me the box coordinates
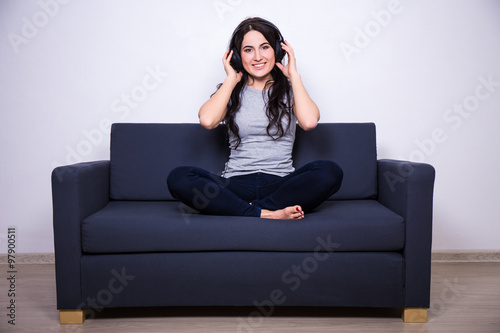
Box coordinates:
[229,19,285,73]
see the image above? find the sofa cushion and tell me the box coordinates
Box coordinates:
[110,123,229,201]
[109,123,377,201]
[294,123,377,200]
[82,200,404,253]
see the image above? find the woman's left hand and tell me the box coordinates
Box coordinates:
[275,40,299,80]
[276,40,320,131]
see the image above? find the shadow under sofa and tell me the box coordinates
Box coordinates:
[52,122,435,324]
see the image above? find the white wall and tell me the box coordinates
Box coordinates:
[1,0,499,253]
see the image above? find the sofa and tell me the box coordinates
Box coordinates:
[51,122,435,324]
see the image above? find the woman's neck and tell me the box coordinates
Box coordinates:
[247,75,273,91]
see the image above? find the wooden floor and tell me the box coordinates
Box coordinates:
[0,262,499,332]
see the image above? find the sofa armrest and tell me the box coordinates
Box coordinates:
[377,159,435,308]
[51,161,110,309]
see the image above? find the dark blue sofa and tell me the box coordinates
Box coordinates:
[52,123,435,324]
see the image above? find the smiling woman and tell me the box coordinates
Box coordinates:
[167,17,343,220]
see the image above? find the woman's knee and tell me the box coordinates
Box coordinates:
[166,166,192,194]
[315,160,343,178]
[316,160,344,191]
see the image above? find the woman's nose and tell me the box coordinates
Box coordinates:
[254,50,262,61]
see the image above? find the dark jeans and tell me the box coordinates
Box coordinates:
[167,160,343,217]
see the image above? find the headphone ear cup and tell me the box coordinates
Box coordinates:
[275,39,285,63]
[230,47,243,72]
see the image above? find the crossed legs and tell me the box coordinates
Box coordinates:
[167,160,343,220]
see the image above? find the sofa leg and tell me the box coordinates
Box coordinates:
[402,308,427,323]
[60,309,86,324]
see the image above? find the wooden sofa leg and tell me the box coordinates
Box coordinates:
[60,309,86,324]
[402,308,427,323]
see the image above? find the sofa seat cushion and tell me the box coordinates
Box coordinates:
[82,200,404,253]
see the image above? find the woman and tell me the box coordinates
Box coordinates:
[167,17,343,220]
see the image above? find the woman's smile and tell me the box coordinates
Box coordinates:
[253,63,266,70]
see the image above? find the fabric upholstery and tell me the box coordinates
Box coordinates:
[82,200,404,253]
[51,161,110,309]
[294,123,377,199]
[109,123,377,201]
[81,252,404,308]
[377,159,435,308]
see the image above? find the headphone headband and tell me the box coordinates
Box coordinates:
[231,20,284,43]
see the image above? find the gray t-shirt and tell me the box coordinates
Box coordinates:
[222,85,296,178]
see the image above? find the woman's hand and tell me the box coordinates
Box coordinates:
[198,50,242,130]
[275,40,299,80]
[276,40,320,131]
[223,49,243,84]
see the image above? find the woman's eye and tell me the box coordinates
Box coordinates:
[244,49,252,53]
[262,45,269,50]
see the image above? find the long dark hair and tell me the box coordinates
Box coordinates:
[219,17,293,148]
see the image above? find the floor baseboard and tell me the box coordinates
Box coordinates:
[431,250,500,262]
[2,251,500,264]
[1,253,55,264]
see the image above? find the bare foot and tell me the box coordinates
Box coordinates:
[260,205,304,220]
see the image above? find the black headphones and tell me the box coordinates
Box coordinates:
[229,19,285,73]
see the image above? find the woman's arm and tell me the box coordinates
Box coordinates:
[276,41,320,131]
[199,50,243,130]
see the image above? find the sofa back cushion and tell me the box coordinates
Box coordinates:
[110,123,377,200]
[294,123,377,200]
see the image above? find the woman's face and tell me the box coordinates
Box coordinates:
[240,30,275,81]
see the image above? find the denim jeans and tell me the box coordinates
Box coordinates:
[167,160,343,217]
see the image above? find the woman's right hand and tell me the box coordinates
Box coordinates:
[223,49,243,84]
[198,50,242,129]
